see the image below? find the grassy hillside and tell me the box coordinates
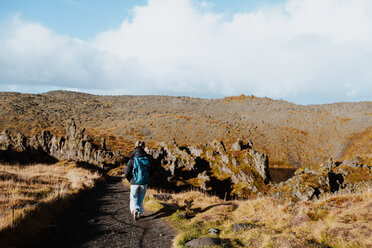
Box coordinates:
[0,91,371,168]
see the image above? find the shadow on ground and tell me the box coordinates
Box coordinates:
[0,176,174,248]
[143,200,237,221]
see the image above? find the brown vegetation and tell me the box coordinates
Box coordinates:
[341,127,372,166]
[145,187,372,248]
[0,161,101,230]
[0,91,371,168]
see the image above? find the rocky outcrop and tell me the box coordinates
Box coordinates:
[272,157,372,201]
[1,120,271,199]
[185,237,221,248]
[146,139,271,199]
[0,119,123,168]
[0,130,12,150]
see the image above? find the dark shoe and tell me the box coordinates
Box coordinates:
[134,210,139,221]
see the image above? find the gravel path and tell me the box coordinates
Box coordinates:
[33,176,175,248]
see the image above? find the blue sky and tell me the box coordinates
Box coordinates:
[0,0,146,39]
[0,0,287,39]
[0,0,371,104]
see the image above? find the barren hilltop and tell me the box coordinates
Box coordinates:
[0,90,371,168]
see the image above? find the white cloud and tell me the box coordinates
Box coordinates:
[200,1,215,8]
[1,0,372,104]
[0,16,148,94]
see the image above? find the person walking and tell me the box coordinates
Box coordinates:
[125,141,150,221]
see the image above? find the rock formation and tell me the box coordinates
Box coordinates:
[2,119,370,201]
[146,139,271,199]
[1,120,271,199]
[0,119,123,168]
[272,157,372,201]
[1,91,371,170]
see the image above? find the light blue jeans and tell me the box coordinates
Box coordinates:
[130,184,147,215]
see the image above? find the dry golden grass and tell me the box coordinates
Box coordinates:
[1,91,371,169]
[341,127,372,164]
[144,188,372,248]
[0,161,101,230]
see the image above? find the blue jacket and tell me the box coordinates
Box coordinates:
[125,147,150,185]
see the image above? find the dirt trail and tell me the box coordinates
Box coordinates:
[33,176,175,248]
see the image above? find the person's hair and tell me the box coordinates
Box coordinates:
[135,140,145,148]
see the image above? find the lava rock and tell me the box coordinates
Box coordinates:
[231,140,243,151]
[231,223,257,232]
[185,237,221,247]
[0,119,123,168]
[208,228,220,235]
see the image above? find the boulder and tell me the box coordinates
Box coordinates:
[0,130,11,150]
[249,149,271,183]
[208,228,220,235]
[231,140,243,151]
[231,140,253,151]
[185,237,221,247]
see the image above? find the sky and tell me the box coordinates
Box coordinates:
[0,0,371,104]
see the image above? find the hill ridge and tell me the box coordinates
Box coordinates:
[0,91,371,168]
